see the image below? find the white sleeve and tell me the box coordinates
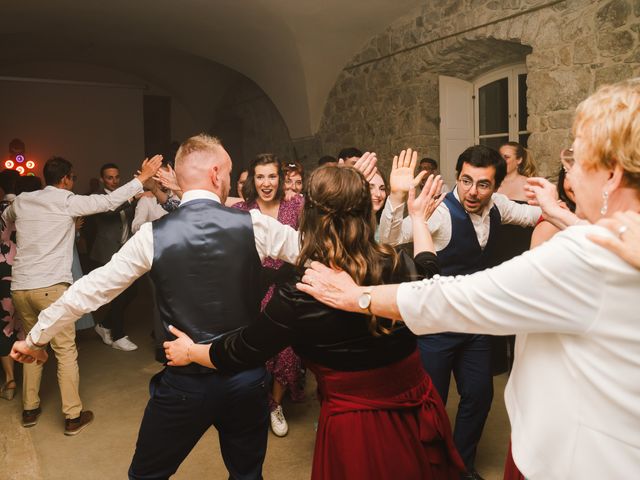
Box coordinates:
[65,178,143,217]
[378,197,413,246]
[30,222,154,345]
[132,197,148,233]
[493,193,542,227]
[396,226,603,336]
[249,209,300,264]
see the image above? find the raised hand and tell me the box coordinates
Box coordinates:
[408,174,444,222]
[10,341,49,365]
[154,164,180,192]
[352,152,378,182]
[138,155,163,184]
[163,325,195,366]
[389,148,418,207]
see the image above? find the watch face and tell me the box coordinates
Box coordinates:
[358,293,370,310]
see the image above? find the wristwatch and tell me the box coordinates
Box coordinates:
[357,287,374,315]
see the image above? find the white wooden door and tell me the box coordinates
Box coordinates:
[439,75,474,187]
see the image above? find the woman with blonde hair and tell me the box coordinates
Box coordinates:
[298,78,640,479]
[165,163,465,479]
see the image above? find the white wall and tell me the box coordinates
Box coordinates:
[0,78,144,190]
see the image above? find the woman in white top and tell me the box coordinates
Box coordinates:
[297,78,640,479]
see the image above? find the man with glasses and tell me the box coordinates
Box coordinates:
[3,155,161,435]
[379,145,541,479]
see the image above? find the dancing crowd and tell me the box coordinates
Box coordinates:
[3,78,640,479]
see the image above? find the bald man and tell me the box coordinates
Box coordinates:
[11,134,301,479]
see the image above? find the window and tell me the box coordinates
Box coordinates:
[474,65,528,149]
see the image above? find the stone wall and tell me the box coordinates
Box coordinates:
[212,77,297,177]
[318,0,640,177]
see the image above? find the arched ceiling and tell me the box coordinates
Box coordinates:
[2,0,424,138]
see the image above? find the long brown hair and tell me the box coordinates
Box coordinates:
[297,165,397,334]
[242,153,285,204]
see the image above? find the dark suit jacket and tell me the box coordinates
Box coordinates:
[89,189,136,264]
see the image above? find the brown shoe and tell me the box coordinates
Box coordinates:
[22,407,42,427]
[64,410,94,436]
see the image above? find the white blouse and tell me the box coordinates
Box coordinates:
[396,224,640,479]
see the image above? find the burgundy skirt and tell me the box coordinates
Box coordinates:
[307,350,465,480]
[503,441,525,480]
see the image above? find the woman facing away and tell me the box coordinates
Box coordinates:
[233,153,305,437]
[165,164,466,480]
[491,142,538,373]
[297,78,640,479]
[530,163,577,248]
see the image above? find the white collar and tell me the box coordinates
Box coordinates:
[179,189,221,206]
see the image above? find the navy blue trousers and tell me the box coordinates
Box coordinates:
[129,367,269,480]
[418,333,493,470]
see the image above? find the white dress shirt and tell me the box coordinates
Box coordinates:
[396,225,640,479]
[132,194,168,233]
[4,178,143,290]
[28,189,301,346]
[379,187,541,250]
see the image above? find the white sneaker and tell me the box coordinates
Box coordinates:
[95,324,113,345]
[111,336,138,351]
[270,405,288,437]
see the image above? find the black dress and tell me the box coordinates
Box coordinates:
[490,199,534,374]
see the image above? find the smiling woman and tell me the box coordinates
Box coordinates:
[233,153,305,437]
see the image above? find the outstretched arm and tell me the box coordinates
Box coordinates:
[67,156,162,217]
[21,223,154,350]
[250,210,300,264]
[298,228,602,336]
[164,292,298,372]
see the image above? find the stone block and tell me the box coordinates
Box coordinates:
[528,68,591,111]
[527,50,556,69]
[594,63,634,87]
[597,30,635,57]
[548,110,575,129]
[596,0,631,29]
[521,11,541,43]
[535,16,562,49]
[560,46,572,66]
[574,41,597,64]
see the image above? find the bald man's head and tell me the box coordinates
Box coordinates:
[175,134,232,202]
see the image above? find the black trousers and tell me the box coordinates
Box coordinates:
[129,367,269,480]
[102,280,138,341]
[418,333,493,471]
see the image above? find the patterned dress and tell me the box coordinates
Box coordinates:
[233,195,305,407]
[0,199,22,356]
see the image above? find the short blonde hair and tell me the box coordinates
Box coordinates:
[175,134,222,165]
[573,78,640,188]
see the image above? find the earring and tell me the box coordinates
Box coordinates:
[600,190,609,216]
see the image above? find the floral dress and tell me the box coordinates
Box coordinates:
[233,195,305,407]
[0,200,22,356]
